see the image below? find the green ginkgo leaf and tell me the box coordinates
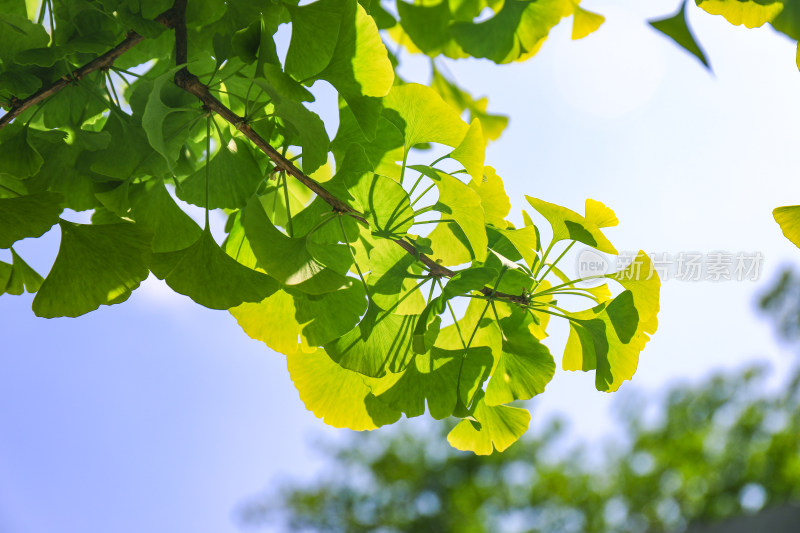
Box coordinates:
[325,300,418,377]
[489,226,539,268]
[287,348,402,430]
[142,69,202,172]
[4,248,43,295]
[285,0,346,81]
[450,0,574,64]
[447,390,531,455]
[309,0,394,137]
[150,229,279,310]
[383,83,469,153]
[649,1,710,68]
[563,252,660,392]
[526,196,617,254]
[0,192,63,248]
[128,180,203,253]
[696,0,783,28]
[365,238,426,314]
[178,138,265,209]
[32,222,150,318]
[774,205,800,248]
[244,197,352,294]
[484,333,556,406]
[369,346,493,419]
[0,259,10,293]
[232,283,368,354]
[254,73,330,174]
[395,0,461,57]
[232,289,310,355]
[449,120,486,182]
[0,125,42,178]
[339,147,415,237]
[469,166,510,228]
[411,165,488,262]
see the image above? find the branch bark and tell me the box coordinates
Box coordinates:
[0,9,177,130]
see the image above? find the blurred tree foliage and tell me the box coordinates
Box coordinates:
[240,268,800,533]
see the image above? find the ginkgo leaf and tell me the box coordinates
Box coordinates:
[366,238,426,314]
[244,197,351,294]
[411,165,488,262]
[0,192,62,248]
[394,0,464,57]
[368,346,493,419]
[469,166,510,228]
[383,83,469,152]
[177,138,264,209]
[232,289,310,355]
[325,300,418,377]
[774,205,800,248]
[254,73,330,174]
[584,198,619,228]
[489,226,539,268]
[0,259,10,293]
[696,0,783,28]
[5,249,43,295]
[449,120,486,183]
[128,180,202,253]
[572,6,605,40]
[564,252,660,392]
[142,68,202,172]
[285,0,346,81]
[649,1,710,68]
[287,348,402,430]
[0,125,42,178]
[32,222,150,318]
[308,0,394,137]
[484,332,556,406]
[150,229,279,310]
[338,147,415,237]
[450,0,574,64]
[607,251,661,336]
[232,283,368,353]
[447,391,530,455]
[427,221,474,266]
[526,196,617,254]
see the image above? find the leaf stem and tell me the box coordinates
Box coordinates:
[338,214,370,298]
[537,241,575,283]
[410,183,436,207]
[204,116,211,229]
[456,267,507,407]
[282,172,294,237]
[532,274,605,297]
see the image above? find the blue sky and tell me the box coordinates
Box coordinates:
[2,1,800,531]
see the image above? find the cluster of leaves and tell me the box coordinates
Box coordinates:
[644,0,800,249]
[0,0,663,453]
[244,325,800,532]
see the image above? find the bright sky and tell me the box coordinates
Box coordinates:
[2,1,800,532]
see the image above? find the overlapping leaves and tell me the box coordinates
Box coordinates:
[0,0,662,455]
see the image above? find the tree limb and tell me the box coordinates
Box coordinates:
[0,8,178,130]
[0,0,529,307]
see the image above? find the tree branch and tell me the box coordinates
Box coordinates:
[167,1,528,306]
[1,0,529,307]
[0,8,178,130]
